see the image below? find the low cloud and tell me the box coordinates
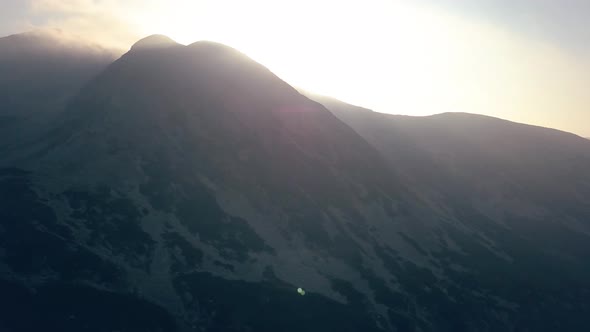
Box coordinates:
[27,0,150,50]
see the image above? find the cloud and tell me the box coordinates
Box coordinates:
[27,0,151,50]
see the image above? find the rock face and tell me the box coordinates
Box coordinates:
[1,33,590,331]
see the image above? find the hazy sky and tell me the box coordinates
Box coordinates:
[1,0,589,137]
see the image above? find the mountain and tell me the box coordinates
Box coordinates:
[0,29,119,159]
[308,94,590,212]
[1,34,414,331]
[1,33,590,331]
[310,94,590,254]
[305,94,590,329]
[308,93,590,196]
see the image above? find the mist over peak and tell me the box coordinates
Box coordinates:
[2,28,122,57]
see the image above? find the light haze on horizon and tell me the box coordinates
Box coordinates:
[1,0,589,137]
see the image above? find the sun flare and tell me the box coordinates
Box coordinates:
[136,1,460,111]
[121,0,590,134]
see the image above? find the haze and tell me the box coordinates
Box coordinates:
[1,0,589,137]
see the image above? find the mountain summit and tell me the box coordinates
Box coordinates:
[130,34,180,51]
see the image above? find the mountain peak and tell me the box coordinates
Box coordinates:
[130,34,179,51]
[187,40,232,49]
[186,40,246,57]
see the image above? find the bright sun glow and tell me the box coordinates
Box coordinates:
[123,0,590,134]
[136,0,468,113]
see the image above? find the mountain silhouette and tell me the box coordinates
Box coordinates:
[2,33,590,332]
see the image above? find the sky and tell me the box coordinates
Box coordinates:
[1,0,589,137]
